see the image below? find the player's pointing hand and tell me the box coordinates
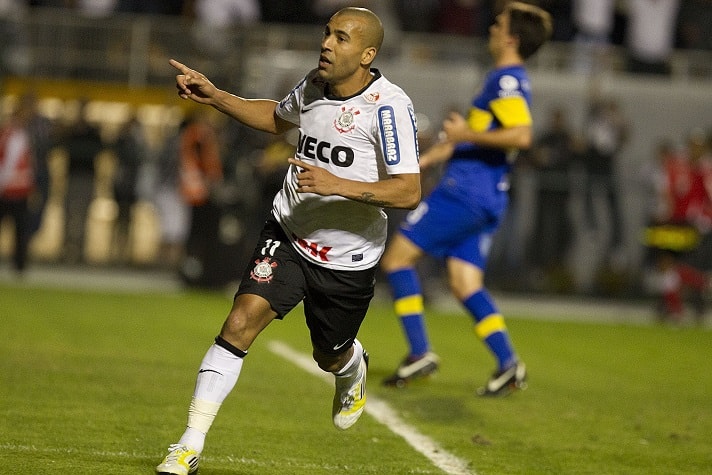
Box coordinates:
[289,157,340,196]
[169,59,217,105]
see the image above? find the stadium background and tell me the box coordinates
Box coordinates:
[1,3,712,306]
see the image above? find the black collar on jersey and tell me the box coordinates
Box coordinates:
[325,68,382,101]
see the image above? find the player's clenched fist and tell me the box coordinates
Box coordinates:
[169,58,217,104]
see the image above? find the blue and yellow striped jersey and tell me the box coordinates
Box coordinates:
[445,65,532,203]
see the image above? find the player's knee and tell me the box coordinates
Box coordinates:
[380,251,407,273]
[313,348,343,372]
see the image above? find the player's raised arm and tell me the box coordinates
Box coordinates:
[169,59,294,135]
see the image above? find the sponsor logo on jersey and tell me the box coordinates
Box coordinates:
[334,106,360,133]
[293,233,332,261]
[297,132,355,167]
[364,91,380,103]
[498,74,523,98]
[378,106,400,165]
[250,257,278,283]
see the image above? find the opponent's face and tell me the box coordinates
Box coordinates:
[488,10,513,58]
[318,14,369,86]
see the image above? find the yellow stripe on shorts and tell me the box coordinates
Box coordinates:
[474,314,507,340]
[394,294,424,316]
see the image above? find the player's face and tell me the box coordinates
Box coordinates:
[318,14,367,86]
[488,10,512,58]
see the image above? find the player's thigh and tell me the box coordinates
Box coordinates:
[381,232,424,271]
[303,263,377,355]
[235,218,307,318]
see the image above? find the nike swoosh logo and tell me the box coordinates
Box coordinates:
[198,369,223,376]
[301,108,314,113]
[333,340,351,351]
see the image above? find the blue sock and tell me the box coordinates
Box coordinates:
[462,289,516,370]
[387,268,429,356]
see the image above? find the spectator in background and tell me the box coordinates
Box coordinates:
[190,0,261,56]
[436,0,485,37]
[537,0,574,42]
[580,90,629,268]
[259,0,316,24]
[0,0,31,76]
[624,0,680,76]
[73,0,119,18]
[178,110,223,285]
[642,133,712,325]
[24,93,56,237]
[395,0,440,32]
[154,122,190,271]
[61,98,104,264]
[684,128,712,268]
[570,0,616,74]
[0,94,36,275]
[110,114,148,264]
[115,0,188,15]
[527,106,578,290]
[253,132,293,228]
[677,0,712,51]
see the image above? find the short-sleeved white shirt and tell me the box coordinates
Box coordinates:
[273,68,419,270]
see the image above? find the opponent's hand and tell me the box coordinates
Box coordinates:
[288,158,340,196]
[441,111,470,143]
[169,59,218,105]
[419,140,454,169]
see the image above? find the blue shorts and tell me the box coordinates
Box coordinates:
[399,185,505,269]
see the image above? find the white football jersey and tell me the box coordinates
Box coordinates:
[273,68,420,270]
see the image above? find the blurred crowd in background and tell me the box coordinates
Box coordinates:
[7,0,712,53]
[1,0,712,325]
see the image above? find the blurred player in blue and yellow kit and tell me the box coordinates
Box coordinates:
[381,2,552,395]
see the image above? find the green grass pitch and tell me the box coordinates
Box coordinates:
[1,282,710,474]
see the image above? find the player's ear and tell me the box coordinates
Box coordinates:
[360,46,377,67]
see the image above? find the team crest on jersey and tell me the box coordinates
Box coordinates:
[498,74,522,98]
[334,106,360,133]
[250,257,278,283]
[364,91,380,103]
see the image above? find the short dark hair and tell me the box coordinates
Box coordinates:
[507,2,552,60]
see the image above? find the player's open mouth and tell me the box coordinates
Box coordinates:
[319,55,331,68]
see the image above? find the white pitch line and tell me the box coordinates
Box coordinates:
[267,340,475,475]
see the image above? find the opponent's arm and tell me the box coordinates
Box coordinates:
[442,111,532,150]
[419,140,455,169]
[170,59,294,135]
[288,158,421,210]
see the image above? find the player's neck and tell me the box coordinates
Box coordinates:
[328,70,374,98]
[494,50,523,69]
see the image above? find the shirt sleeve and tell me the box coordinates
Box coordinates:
[489,73,532,128]
[375,97,420,175]
[275,76,307,126]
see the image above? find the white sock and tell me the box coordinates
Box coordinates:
[334,339,363,378]
[178,343,244,453]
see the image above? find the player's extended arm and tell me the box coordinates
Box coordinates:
[170,59,294,135]
[288,158,421,210]
[442,111,532,150]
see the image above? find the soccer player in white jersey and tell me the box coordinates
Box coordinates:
[156,7,420,475]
